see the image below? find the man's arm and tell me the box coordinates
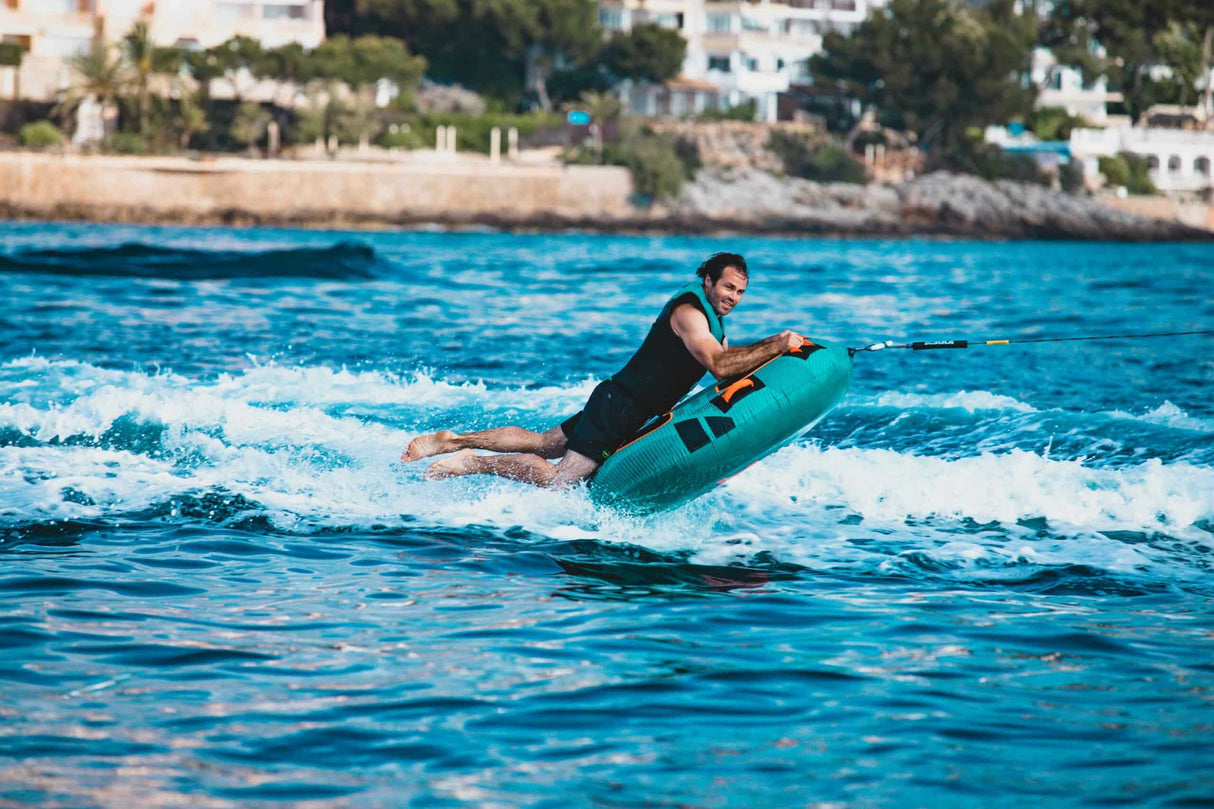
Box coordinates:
[670,303,803,381]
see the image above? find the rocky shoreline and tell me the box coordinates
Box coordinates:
[0,153,1208,240]
[662,168,1212,241]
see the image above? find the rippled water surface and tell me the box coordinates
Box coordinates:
[1,222,1212,807]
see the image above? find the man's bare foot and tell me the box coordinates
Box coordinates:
[424,449,480,480]
[402,430,459,462]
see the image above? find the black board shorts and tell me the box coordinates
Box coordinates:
[560,380,649,462]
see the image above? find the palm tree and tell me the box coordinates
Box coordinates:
[171,77,209,150]
[123,21,182,140]
[55,40,128,132]
[123,21,154,137]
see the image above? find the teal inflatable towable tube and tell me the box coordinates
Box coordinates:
[589,337,853,513]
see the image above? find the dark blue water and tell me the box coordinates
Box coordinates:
[1,222,1212,807]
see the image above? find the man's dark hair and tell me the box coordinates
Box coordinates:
[696,252,748,283]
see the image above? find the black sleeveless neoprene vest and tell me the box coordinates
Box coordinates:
[612,281,726,414]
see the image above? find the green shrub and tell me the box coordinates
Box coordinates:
[1098,153,1156,195]
[802,143,866,183]
[19,120,62,149]
[1098,154,1130,188]
[230,101,270,150]
[932,138,1048,186]
[600,135,685,201]
[102,132,145,155]
[697,100,757,122]
[767,131,866,183]
[1030,107,1086,142]
[1121,152,1157,195]
[671,135,701,179]
[767,129,811,174]
[377,123,427,150]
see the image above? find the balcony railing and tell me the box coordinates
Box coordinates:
[775,0,857,9]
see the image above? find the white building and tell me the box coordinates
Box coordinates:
[601,0,887,121]
[1071,127,1214,194]
[1030,47,1122,126]
[0,0,325,101]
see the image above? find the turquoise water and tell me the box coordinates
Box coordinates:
[1,222,1212,807]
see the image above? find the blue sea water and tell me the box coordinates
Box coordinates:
[0,221,1212,807]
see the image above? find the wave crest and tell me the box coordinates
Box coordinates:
[0,242,380,280]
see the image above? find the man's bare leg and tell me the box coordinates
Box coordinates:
[424,448,599,488]
[402,426,566,462]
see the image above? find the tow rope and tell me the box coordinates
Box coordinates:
[849,329,1213,357]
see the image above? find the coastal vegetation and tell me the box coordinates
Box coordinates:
[18,120,61,150]
[767,131,866,184]
[324,0,685,109]
[1098,153,1158,196]
[2,0,1210,208]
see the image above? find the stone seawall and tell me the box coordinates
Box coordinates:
[0,153,635,228]
[1,152,1209,240]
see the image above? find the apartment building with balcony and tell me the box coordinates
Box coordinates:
[1030,47,1122,127]
[602,0,886,121]
[0,0,324,101]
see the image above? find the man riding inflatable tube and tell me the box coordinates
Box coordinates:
[402,252,804,487]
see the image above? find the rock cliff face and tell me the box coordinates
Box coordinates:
[661,168,1211,241]
[648,121,820,173]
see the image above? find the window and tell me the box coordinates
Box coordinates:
[1147,155,1160,170]
[263,3,309,19]
[706,13,733,32]
[708,55,731,72]
[598,7,624,29]
[215,2,255,19]
[1196,156,1211,176]
[745,55,758,71]
[39,35,90,56]
[654,12,678,28]
[675,12,684,29]
[776,57,785,70]
[1167,155,1182,172]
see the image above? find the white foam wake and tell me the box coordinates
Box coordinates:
[722,443,1213,534]
[2,359,1210,578]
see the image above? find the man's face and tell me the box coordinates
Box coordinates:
[703,267,747,317]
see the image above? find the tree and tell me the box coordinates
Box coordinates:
[122,20,182,139]
[173,86,209,150]
[337,0,600,109]
[1043,0,1214,121]
[230,101,270,154]
[811,0,1037,152]
[190,36,264,102]
[56,40,128,128]
[308,34,426,90]
[258,41,311,107]
[601,23,686,85]
[293,36,425,152]
[545,23,686,105]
